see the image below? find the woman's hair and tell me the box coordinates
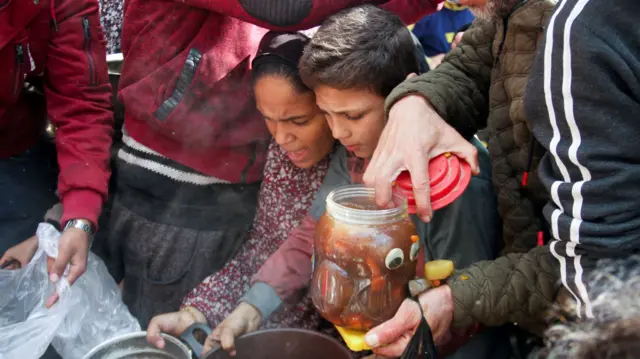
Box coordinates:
[536,255,640,359]
[251,32,310,93]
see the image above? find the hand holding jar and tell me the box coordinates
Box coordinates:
[310,185,419,332]
[311,153,470,353]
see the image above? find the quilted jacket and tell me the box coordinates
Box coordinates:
[385,0,560,334]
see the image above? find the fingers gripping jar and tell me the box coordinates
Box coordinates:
[310,185,419,331]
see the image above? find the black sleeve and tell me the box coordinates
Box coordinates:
[415,138,500,268]
[525,0,640,318]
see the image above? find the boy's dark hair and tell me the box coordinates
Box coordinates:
[251,31,310,93]
[299,5,420,98]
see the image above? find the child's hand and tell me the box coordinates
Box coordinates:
[0,235,39,269]
[147,308,207,349]
[205,303,262,356]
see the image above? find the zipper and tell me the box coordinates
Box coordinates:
[82,16,97,85]
[493,0,529,67]
[13,44,25,95]
[494,17,509,67]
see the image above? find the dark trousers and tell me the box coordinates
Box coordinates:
[0,140,61,359]
[0,140,58,256]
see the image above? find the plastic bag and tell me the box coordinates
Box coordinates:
[0,223,141,359]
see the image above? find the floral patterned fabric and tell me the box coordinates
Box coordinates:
[182,140,331,331]
[99,0,124,54]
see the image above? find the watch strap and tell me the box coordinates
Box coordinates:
[64,219,95,237]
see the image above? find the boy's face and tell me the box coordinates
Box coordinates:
[314,85,386,158]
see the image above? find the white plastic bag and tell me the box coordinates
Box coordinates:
[0,223,141,359]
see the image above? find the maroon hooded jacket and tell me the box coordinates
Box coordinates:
[0,0,113,227]
[119,0,438,184]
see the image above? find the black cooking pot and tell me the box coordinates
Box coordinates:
[182,324,353,359]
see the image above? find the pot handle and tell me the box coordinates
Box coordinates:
[181,323,217,358]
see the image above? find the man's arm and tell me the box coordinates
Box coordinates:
[45,0,113,228]
[168,0,439,31]
[447,246,560,333]
[385,20,496,139]
[418,140,554,333]
[241,215,317,319]
[526,0,640,318]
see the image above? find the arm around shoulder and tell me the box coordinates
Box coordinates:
[385,20,496,139]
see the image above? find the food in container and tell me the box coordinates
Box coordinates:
[311,185,418,331]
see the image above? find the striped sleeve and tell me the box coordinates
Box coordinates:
[526,0,640,319]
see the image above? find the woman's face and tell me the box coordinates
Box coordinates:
[254,75,335,169]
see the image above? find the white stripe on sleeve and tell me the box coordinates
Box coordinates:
[543,0,595,318]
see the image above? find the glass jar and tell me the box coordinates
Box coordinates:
[310,185,419,331]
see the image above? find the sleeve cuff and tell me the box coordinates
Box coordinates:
[60,189,103,229]
[239,282,283,321]
[447,269,476,328]
[181,300,212,326]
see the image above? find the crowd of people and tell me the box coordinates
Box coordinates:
[0,0,639,358]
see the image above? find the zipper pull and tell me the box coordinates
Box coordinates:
[537,231,544,247]
[82,17,90,38]
[15,44,25,64]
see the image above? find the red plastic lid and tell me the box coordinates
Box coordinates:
[394,153,471,214]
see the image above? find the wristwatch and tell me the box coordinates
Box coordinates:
[64,219,95,238]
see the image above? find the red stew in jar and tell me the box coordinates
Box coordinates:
[310,185,418,331]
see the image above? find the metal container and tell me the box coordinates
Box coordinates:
[199,328,353,359]
[84,325,352,359]
[83,332,192,359]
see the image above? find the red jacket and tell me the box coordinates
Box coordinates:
[119,0,438,183]
[0,0,113,227]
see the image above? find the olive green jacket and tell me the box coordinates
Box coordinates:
[386,0,560,335]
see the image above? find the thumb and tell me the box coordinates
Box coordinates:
[444,134,480,175]
[219,325,240,352]
[49,247,71,283]
[365,299,422,348]
[203,332,222,356]
[0,252,11,267]
[147,315,171,349]
[452,143,480,175]
[406,72,418,80]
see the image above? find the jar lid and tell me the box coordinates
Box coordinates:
[394,153,471,214]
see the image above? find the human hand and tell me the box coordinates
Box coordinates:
[451,32,465,50]
[147,308,208,349]
[364,285,454,357]
[45,227,90,308]
[363,95,479,222]
[204,302,262,356]
[0,235,39,269]
[428,53,446,69]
